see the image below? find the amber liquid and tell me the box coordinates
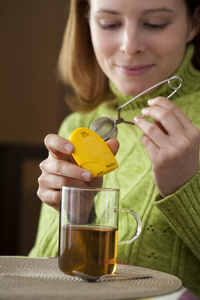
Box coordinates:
[59,224,118,276]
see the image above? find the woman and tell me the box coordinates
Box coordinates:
[30,0,200,297]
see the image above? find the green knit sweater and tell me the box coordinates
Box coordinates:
[29,44,200,298]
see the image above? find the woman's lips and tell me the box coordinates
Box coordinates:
[117,64,154,76]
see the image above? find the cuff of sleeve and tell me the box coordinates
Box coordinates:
[154,169,200,259]
[154,168,200,204]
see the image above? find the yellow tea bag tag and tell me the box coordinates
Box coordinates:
[68,127,118,177]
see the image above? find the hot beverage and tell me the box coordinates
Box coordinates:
[59,224,118,276]
[59,187,141,277]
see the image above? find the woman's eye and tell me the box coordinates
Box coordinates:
[145,23,168,29]
[99,22,121,30]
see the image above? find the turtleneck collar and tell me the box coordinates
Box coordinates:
[109,43,200,111]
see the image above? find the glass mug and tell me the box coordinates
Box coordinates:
[58,187,142,276]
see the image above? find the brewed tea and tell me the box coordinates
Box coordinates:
[59,224,118,276]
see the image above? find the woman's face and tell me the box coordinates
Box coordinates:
[89,0,198,96]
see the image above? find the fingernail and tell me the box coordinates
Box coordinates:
[64,143,73,153]
[82,171,92,181]
[134,116,141,123]
[141,108,148,115]
[148,99,154,105]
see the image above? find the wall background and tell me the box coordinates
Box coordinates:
[0,0,71,255]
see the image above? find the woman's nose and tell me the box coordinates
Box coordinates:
[120,25,145,56]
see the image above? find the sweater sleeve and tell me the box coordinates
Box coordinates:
[28,203,59,257]
[154,169,200,261]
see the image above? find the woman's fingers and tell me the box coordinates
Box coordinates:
[107,138,120,156]
[38,171,88,191]
[37,187,60,210]
[135,97,198,149]
[146,97,193,130]
[38,171,91,207]
[40,157,92,182]
[134,97,200,197]
[134,116,167,149]
[37,134,120,210]
[141,106,184,135]
[45,134,74,159]
[38,170,103,210]
[44,134,93,180]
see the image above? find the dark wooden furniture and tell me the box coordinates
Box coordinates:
[0,144,48,255]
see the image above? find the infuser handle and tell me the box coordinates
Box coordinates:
[117,76,183,111]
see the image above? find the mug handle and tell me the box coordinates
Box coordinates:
[117,208,142,244]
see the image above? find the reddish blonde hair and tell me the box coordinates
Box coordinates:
[58,0,200,112]
[186,0,200,68]
[58,0,111,112]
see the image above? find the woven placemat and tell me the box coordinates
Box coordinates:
[0,257,182,300]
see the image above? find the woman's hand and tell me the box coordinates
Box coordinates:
[134,97,200,197]
[37,134,119,211]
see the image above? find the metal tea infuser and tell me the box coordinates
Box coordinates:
[90,76,183,141]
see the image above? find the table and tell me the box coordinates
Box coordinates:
[0,257,198,300]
